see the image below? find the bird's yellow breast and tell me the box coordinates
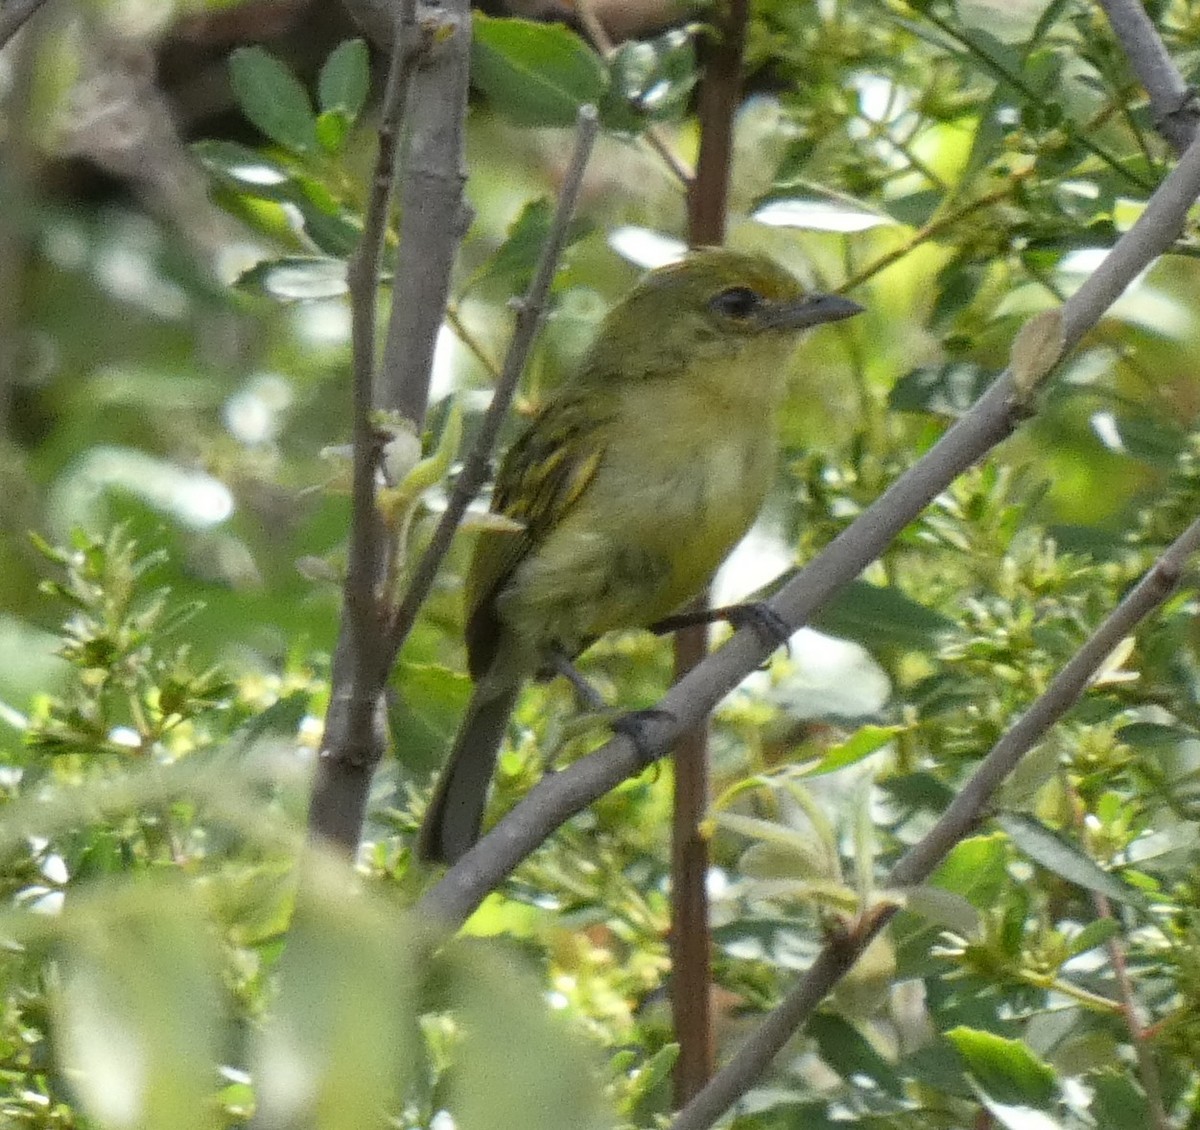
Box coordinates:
[495,344,789,652]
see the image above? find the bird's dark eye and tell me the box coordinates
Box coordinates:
[709,286,762,319]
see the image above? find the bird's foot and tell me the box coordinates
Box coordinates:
[611,707,675,768]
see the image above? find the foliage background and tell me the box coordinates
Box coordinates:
[2,0,1200,1126]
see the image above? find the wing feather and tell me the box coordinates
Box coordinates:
[464,391,614,678]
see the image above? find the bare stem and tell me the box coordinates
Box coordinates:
[671,0,751,1103]
[344,0,421,646]
[387,105,600,653]
[306,0,427,852]
[1094,0,1198,154]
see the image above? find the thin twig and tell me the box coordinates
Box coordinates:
[667,512,1200,1130]
[0,0,50,50]
[344,0,422,642]
[840,168,1034,293]
[446,303,502,379]
[1070,793,1171,1130]
[574,0,693,186]
[387,105,601,652]
[306,0,425,851]
[924,8,1154,193]
[1094,0,1198,155]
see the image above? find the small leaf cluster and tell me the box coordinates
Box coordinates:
[196,40,372,300]
[25,528,234,763]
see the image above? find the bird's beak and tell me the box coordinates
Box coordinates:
[763,293,864,331]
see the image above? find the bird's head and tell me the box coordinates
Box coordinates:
[582,248,863,386]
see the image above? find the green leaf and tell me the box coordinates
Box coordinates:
[932,834,1008,908]
[191,140,294,199]
[889,362,993,417]
[318,38,369,119]
[947,1027,1058,1107]
[1066,917,1119,956]
[995,813,1145,906]
[471,14,606,127]
[802,724,903,777]
[293,196,363,257]
[809,1013,905,1095]
[254,860,421,1130]
[54,885,222,1130]
[466,198,553,292]
[600,27,697,132]
[812,579,954,651]
[235,257,348,301]
[1089,1070,1150,1127]
[315,109,351,154]
[1087,407,1188,470]
[228,46,318,153]
[442,939,609,1130]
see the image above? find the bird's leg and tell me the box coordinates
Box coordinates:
[547,649,609,712]
[611,708,675,768]
[547,650,673,767]
[650,601,794,658]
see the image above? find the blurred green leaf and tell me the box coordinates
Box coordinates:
[442,939,610,1130]
[54,884,222,1130]
[996,813,1144,906]
[932,834,1009,908]
[809,1013,905,1095]
[1089,1070,1150,1126]
[466,198,553,293]
[236,256,349,300]
[316,108,351,153]
[254,859,421,1130]
[318,38,370,120]
[600,28,697,132]
[812,579,954,650]
[191,140,294,198]
[229,46,318,153]
[889,362,994,416]
[802,724,902,776]
[471,14,606,127]
[947,1027,1058,1107]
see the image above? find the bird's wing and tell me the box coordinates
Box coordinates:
[464,390,614,678]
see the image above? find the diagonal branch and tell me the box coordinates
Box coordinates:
[1094,0,1199,155]
[667,509,1200,1130]
[419,126,1200,922]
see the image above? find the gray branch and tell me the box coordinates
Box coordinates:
[668,510,1200,1130]
[420,128,1200,922]
[307,0,453,850]
[378,0,472,427]
[1095,0,1199,154]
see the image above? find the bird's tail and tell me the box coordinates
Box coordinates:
[416,681,520,864]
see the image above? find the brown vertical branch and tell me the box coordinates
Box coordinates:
[673,0,750,1106]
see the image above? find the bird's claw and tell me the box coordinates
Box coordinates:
[612,707,675,768]
[725,601,794,663]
